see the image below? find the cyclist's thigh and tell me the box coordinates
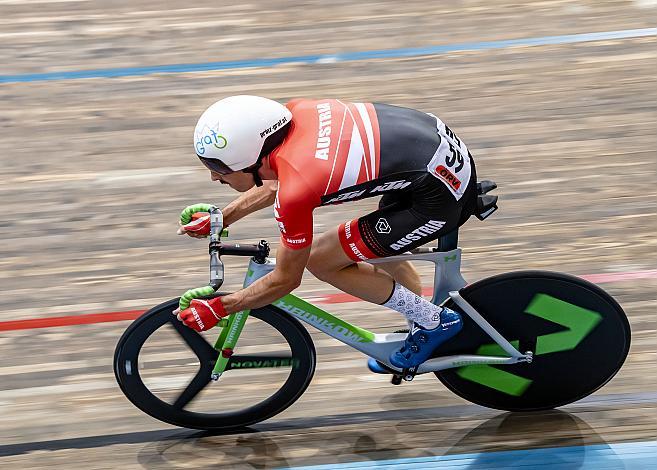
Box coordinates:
[308,228,356,273]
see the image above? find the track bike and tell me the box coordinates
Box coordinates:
[114,181,630,430]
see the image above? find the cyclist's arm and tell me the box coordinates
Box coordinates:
[221,168,317,313]
[222,180,278,226]
[220,243,310,313]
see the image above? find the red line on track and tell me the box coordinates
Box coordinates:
[1,270,655,332]
[0,310,144,332]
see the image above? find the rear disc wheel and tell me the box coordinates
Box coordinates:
[435,271,630,411]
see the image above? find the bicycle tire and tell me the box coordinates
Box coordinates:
[114,297,316,430]
[434,271,630,411]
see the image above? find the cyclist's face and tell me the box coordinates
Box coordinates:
[210,170,255,192]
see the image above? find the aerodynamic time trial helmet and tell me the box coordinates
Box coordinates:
[193,95,292,175]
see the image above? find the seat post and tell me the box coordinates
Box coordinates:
[437,228,459,252]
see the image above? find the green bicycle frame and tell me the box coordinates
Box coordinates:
[208,249,532,379]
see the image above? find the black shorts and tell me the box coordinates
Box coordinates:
[338,169,477,261]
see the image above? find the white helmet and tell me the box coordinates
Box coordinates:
[193,95,292,174]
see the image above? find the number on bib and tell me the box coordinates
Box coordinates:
[426,115,472,200]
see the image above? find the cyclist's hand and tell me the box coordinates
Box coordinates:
[178,203,216,238]
[177,212,211,238]
[176,298,228,332]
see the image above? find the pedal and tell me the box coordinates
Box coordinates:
[402,366,418,382]
[385,328,414,384]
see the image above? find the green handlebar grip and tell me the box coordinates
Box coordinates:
[180,203,214,224]
[221,228,229,238]
[179,285,216,310]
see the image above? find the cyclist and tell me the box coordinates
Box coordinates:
[176,95,478,370]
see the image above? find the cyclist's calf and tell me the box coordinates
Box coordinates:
[373,261,422,296]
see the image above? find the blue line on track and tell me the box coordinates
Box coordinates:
[279,440,657,469]
[1,27,656,84]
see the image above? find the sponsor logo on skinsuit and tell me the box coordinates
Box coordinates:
[315,102,332,160]
[196,130,228,155]
[286,237,307,245]
[370,180,411,193]
[343,220,368,261]
[325,189,366,204]
[324,180,411,205]
[376,218,391,234]
[349,243,368,261]
[344,221,352,238]
[390,220,446,250]
[434,165,461,190]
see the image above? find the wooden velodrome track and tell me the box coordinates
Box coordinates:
[1,1,656,468]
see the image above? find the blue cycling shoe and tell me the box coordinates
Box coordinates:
[367,357,391,374]
[389,308,463,369]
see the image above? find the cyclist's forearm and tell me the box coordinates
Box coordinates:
[221,243,308,313]
[221,271,297,313]
[222,180,278,226]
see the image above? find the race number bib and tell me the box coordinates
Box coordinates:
[426,113,472,200]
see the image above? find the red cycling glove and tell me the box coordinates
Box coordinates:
[181,212,211,236]
[179,297,228,331]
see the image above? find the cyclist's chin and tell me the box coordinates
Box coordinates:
[217,173,256,192]
[230,180,256,192]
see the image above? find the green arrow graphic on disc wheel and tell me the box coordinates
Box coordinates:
[455,293,603,396]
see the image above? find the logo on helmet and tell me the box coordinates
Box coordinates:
[195,130,228,155]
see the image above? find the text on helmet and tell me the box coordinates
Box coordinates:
[260,116,288,138]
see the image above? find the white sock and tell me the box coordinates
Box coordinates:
[382,282,442,329]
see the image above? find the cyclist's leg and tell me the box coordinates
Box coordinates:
[308,190,462,337]
[308,174,475,309]
[373,261,422,296]
[307,230,395,305]
[307,193,419,304]
[368,175,474,367]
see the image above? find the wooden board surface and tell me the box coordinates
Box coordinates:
[0,1,656,468]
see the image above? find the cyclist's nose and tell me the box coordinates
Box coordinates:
[210,171,222,182]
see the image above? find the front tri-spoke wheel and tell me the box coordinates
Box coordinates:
[114,298,316,430]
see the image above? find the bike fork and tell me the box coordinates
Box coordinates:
[210,310,250,380]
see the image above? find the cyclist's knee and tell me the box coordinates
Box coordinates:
[306,251,337,282]
[307,231,351,281]
[306,260,332,282]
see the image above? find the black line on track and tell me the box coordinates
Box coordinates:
[1,391,656,457]
[0,403,490,457]
[0,429,209,458]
